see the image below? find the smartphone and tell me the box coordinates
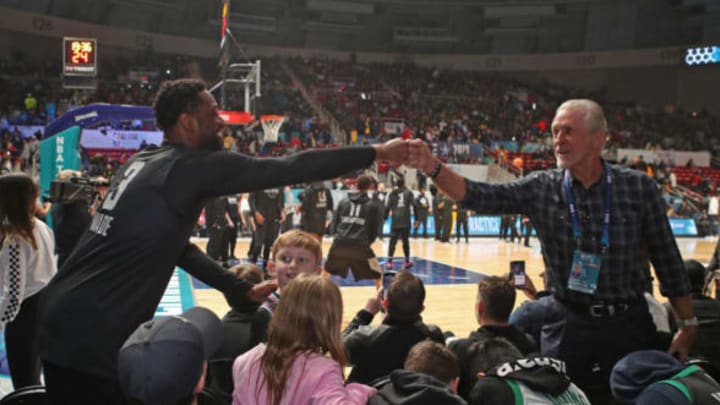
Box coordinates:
[510,260,526,289]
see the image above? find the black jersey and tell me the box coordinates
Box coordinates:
[38,143,375,379]
[226,194,241,221]
[249,188,283,221]
[332,192,381,245]
[300,183,333,233]
[205,197,228,226]
[386,188,415,229]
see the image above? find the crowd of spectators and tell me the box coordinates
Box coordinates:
[2,52,720,217]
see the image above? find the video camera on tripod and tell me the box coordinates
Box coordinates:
[48,175,110,205]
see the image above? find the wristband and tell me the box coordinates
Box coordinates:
[427,160,442,179]
[676,317,698,328]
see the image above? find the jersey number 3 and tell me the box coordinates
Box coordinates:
[101,161,146,211]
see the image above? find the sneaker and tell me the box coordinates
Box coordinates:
[404,260,413,269]
[385,261,394,270]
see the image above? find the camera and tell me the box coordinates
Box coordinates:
[48,176,109,205]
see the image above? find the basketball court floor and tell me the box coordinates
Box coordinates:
[193,236,717,338]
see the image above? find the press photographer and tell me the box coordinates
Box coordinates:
[48,170,108,268]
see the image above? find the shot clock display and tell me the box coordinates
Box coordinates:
[63,37,97,76]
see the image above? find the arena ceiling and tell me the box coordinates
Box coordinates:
[0,0,718,54]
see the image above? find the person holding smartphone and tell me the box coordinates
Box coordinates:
[448,275,538,400]
[409,99,696,403]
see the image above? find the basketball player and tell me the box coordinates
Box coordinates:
[325,174,383,287]
[299,181,334,241]
[37,79,408,404]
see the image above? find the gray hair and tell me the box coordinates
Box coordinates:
[556,99,607,135]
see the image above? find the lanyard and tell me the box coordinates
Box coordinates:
[564,163,612,252]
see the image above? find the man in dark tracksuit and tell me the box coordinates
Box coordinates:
[249,188,284,270]
[412,186,430,238]
[430,184,443,240]
[226,194,241,260]
[455,205,470,243]
[386,177,415,269]
[438,192,454,243]
[205,196,230,263]
[372,181,387,240]
[299,181,333,241]
[36,79,407,404]
[325,174,383,285]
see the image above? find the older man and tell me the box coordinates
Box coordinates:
[408,99,696,401]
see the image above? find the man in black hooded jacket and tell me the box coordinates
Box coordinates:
[369,341,466,405]
[467,338,590,405]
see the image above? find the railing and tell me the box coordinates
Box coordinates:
[280,61,348,145]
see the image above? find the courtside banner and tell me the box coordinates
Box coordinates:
[39,126,82,198]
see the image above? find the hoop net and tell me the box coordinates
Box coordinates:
[260,114,285,143]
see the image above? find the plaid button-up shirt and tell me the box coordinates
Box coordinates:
[461,163,690,305]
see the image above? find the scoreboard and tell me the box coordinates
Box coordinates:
[63,37,97,76]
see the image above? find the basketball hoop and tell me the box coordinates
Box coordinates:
[260,114,285,143]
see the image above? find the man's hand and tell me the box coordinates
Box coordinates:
[668,326,697,361]
[254,212,265,226]
[515,274,538,301]
[373,138,408,166]
[408,139,437,173]
[364,288,384,315]
[246,280,278,303]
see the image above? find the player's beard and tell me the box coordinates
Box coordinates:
[204,132,223,151]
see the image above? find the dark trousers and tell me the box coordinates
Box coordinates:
[388,227,410,260]
[207,225,227,262]
[434,214,443,240]
[5,292,42,389]
[226,217,239,259]
[523,222,533,246]
[413,213,428,238]
[43,361,126,405]
[250,220,280,267]
[441,215,452,242]
[456,217,469,242]
[556,300,655,404]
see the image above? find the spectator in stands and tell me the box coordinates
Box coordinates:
[611,350,720,404]
[449,276,538,399]
[232,275,375,404]
[343,270,445,384]
[467,338,590,405]
[369,340,466,405]
[37,78,408,405]
[118,307,222,405]
[0,173,57,390]
[385,177,415,269]
[258,229,322,320]
[204,264,268,405]
[409,98,696,402]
